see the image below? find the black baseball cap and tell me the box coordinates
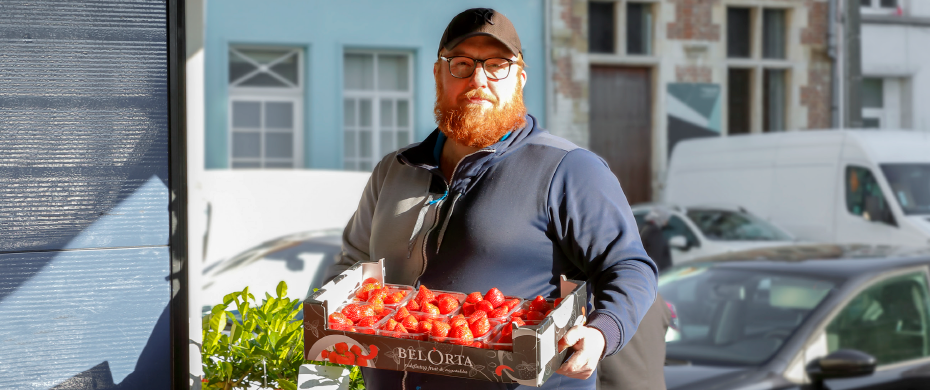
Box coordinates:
[438,8,522,57]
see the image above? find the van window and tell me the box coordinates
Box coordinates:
[846,166,896,226]
[881,163,930,216]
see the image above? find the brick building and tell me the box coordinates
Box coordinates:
[545,0,832,204]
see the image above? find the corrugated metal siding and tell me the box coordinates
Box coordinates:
[0,1,171,389]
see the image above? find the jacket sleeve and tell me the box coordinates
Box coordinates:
[547,149,658,357]
[324,155,390,282]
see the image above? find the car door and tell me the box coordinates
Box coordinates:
[808,268,930,389]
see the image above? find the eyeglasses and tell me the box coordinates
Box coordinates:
[440,56,515,80]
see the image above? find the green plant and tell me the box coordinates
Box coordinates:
[201,281,304,390]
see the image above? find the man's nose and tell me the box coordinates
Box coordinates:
[468,63,489,88]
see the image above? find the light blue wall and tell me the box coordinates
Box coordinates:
[205,0,546,169]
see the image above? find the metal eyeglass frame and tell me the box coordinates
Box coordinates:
[439,56,515,80]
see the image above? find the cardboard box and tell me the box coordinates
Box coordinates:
[303,260,588,387]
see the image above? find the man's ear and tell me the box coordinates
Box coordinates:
[433,61,439,78]
[519,68,527,91]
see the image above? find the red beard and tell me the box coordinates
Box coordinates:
[433,78,527,148]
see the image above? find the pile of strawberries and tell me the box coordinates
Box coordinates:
[355,277,409,306]
[402,285,460,315]
[327,278,400,334]
[513,295,561,324]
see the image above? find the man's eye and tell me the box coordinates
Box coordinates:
[453,59,472,67]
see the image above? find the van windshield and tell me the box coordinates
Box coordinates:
[686,209,793,241]
[881,163,930,215]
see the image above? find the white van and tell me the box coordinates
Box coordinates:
[664,130,930,247]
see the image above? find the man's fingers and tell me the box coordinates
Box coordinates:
[555,349,595,379]
[558,325,584,352]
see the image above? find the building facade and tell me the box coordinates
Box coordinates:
[859,0,929,131]
[547,0,833,204]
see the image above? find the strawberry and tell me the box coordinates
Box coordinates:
[417,320,434,334]
[431,321,451,338]
[356,283,380,300]
[357,316,380,328]
[437,296,459,315]
[476,300,494,313]
[511,309,526,319]
[449,325,474,345]
[380,318,399,331]
[504,298,521,311]
[512,317,526,327]
[450,314,468,329]
[392,322,408,334]
[401,315,419,332]
[405,299,420,312]
[529,296,550,313]
[462,303,476,316]
[554,297,563,307]
[394,307,411,322]
[469,317,491,337]
[466,291,483,304]
[328,313,353,330]
[471,341,488,349]
[362,277,380,286]
[420,302,441,315]
[468,309,487,323]
[415,285,435,304]
[358,305,377,319]
[367,288,388,304]
[334,342,349,354]
[368,301,384,315]
[484,288,505,308]
[527,310,547,321]
[341,303,364,323]
[385,291,405,304]
[488,306,509,319]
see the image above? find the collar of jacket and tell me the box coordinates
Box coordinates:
[396,114,538,195]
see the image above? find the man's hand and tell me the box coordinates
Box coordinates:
[554,325,606,380]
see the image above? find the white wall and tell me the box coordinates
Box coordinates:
[861,19,930,131]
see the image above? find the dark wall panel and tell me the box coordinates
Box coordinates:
[0,0,171,388]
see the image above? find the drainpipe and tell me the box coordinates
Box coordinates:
[828,0,839,128]
[544,0,553,130]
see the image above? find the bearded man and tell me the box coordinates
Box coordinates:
[328,8,657,390]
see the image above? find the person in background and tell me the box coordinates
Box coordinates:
[596,293,671,390]
[328,7,657,389]
[641,207,673,272]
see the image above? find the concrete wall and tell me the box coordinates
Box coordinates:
[203,0,547,169]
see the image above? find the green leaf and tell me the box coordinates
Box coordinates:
[223,292,238,306]
[277,378,297,390]
[276,281,287,298]
[222,361,233,380]
[210,311,227,335]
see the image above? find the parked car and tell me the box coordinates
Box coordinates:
[200,229,343,317]
[660,244,930,389]
[631,203,797,265]
[665,130,930,247]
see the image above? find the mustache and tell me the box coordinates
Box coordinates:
[462,89,498,104]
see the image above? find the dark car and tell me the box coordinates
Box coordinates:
[660,244,930,389]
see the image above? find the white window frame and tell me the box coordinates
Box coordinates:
[861,0,900,15]
[862,77,903,129]
[228,45,304,169]
[342,50,415,172]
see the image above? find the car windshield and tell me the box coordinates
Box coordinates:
[660,265,835,366]
[686,209,793,241]
[881,163,930,215]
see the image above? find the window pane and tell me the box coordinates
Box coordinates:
[360,161,373,172]
[238,73,289,87]
[380,130,394,158]
[588,2,615,53]
[359,99,372,127]
[627,3,653,55]
[345,53,374,90]
[763,69,786,132]
[880,0,896,7]
[861,0,872,5]
[344,131,357,158]
[265,132,293,158]
[232,132,260,158]
[231,161,261,169]
[229,50,257,83]
[378,54,409,91]
[397,100,410,127]
[269,52,299,85]
[396,131,410,148]
[344,99,356,127]
[727,8,751,58]
[862,78,884,108]
[232,101,261,128]
[265,102,293,129]
[863,117,881,128]
[728,68,752,134]
[359,130,372,158]
[763,9,786,59]
[846,166,895,225]
[826,273,930,365]
[265,161,294,169]
[380,99,394,128]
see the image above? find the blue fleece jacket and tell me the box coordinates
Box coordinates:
[332,114,657,389]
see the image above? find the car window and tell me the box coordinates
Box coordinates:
[685,209,793,241]
[825,271,930,365]
[880,163,930,216]
[660,266,835,366]
[846,166,896,226]
[664,216,700,248]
